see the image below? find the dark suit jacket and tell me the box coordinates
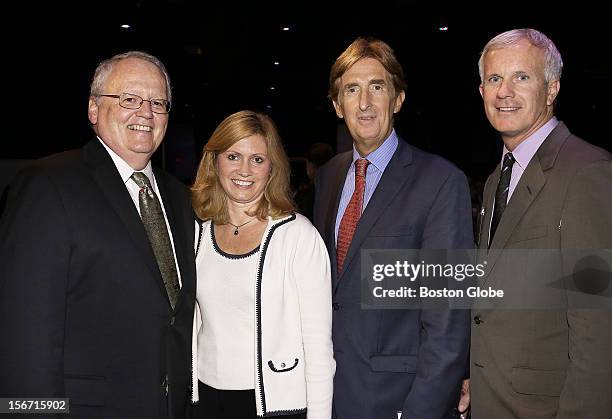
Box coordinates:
[471,122,612,418]
[313,138,473,419]
[0,139,196,419]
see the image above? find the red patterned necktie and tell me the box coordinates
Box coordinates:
[336,158,370,273]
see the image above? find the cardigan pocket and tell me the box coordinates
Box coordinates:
[268,358,299,373]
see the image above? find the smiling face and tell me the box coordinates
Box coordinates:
[88,57,169,170]
[217,134,271,209]
[333,57,405,156]
[479,39,560,151]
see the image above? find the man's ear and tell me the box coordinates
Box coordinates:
[88,97,99,125]
[546,80,560,106]
[479,84,484,99]
[332,100,344,118]
[393,90,405,114]
[332,99,344,119]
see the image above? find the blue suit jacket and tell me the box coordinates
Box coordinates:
[313,138,473,419]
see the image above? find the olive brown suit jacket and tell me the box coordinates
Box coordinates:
[471,122,612,418]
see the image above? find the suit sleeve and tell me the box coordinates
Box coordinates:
[0,168,70,397]
[557,160,612,418]
[291,221,335,419]
[312,167,327,233]
[401,169,473,419]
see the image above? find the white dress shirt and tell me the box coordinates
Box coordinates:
[98,137,182,287]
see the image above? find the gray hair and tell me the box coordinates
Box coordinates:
[90,51,172,104]
[478,28,563,84]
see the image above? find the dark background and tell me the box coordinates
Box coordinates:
[3,1,611,186]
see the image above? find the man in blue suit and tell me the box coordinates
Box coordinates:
[313,37,473,419]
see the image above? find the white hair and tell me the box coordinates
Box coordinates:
[90,51,172,104]
[478,28,563,83]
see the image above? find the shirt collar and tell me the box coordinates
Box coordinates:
[97,137,155,190]
[351,129,399,172]
[503,117,558,170]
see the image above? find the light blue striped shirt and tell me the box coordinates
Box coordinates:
[334,130,399,244]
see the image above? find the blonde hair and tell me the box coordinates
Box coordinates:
[329,37,406,102]
[192,110,295,223]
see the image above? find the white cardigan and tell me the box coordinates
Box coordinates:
[192,213,335,418]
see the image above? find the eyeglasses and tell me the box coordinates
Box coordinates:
[98,92,171,114]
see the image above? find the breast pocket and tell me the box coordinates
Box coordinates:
[64,374,106,406]
[365,225,417,250]
[369,225,413,237]
[508,225,548,245]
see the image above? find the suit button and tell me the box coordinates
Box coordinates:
[170,316,175,326]
[333,303,340,311]
[473,316,483,325]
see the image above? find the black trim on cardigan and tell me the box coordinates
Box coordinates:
[261,407,307,417]
[210,221,260,259]
[268,358,299,373]
[255,213,297,416]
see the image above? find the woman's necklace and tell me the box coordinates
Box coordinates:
[227,218,255,235]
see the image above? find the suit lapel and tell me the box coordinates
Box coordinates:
[325,153,353,285]
[490,159,546,250]
[478,171,497,250]
[83,139,170,307]
[336,140,413,291]
[482,158,546,282]
[476,171,496,279]
[155,171,195,312]
[481,122,570,283]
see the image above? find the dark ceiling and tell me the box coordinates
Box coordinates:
[5,1,611,179]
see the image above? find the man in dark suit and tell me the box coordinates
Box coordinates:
[313,37,473,419]
[471,29,612,418]
[0,51,196,418]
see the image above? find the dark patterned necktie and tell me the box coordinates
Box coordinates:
[489,152,515,245]
[131,172,180,309]
[336,158,370,273]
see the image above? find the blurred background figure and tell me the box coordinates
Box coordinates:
[294,142,334,221]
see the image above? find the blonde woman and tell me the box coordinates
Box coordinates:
[190,111,334,419]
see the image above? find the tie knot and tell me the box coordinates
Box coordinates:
[502,152,515,169]
[355,158,369,177]
[132,172,152,189]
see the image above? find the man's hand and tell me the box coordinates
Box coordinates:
[457,379,470,418]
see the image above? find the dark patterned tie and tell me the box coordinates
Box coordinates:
[131,172,180,309]
[336,158,370,273]
[489,152,515,245]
